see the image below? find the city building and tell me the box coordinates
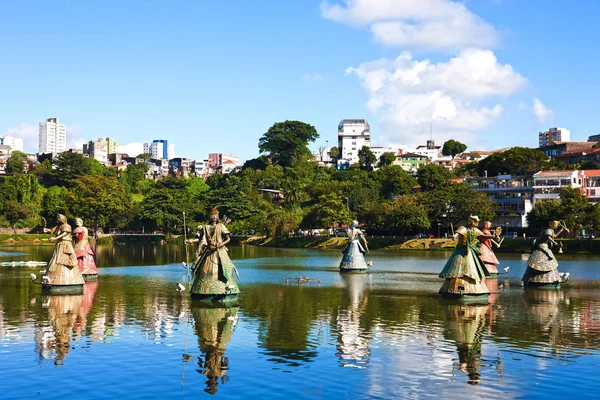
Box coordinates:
[538,141,597,158]
[582,170,600,204]
[192,159,211,177]
[146,158,170,179]
[397,153,428,174]
[532,170,583,204]
[464,174,534,228]
[143,139,174,160]
[208,153,240,174]
[0,136,24,152]
[414,139,442,161]
[106,137,120,154]
[588,134,600,142]
[337,119,371,165]
[538,127,571,147]
[83,138,109,165]
[39,118,66,154]
[169,157,192,177]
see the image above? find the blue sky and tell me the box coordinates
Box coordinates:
[1,0,599,162]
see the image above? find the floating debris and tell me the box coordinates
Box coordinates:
[285,277,322,285]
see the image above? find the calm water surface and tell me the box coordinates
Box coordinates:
[1,244,600,399]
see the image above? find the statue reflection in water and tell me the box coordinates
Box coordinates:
[34,282,98,365]
[523,289,567,352]
[190,303,239,395]
[335,273,371,369]
[443,304,489,385]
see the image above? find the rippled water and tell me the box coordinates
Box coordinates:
[1,244,600,399]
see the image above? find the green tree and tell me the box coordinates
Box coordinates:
[5,151,27,175]
[119,162,150,193]
[303,193,351,228]
[48,152,107,187]
[416,164,453,191]
[384,195,431,235]
[378,152,397,168]
[67,175,133,230]
[477,147,549,176]
[242,156,271,170]
[328,146,340,160]
[4,201,31,227]
[372,165,416,198]
[258,120,319,167]
[357,146,377,170]
[138,177,193,234]
[442,140,468,158]
[41,186,70,221]
[418,183,495,225]
[526,200,562,232]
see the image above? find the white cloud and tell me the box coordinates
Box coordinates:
[5,123,38,153]
[533,98,552,124]
[119,142,144,157]
[321,0,498,50]
[66,123,86,151]
[304,73,324,82]
[518,100,528,110]
[345,50,525,148]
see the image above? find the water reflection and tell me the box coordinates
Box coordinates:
[191,303,238,395]
[336,274,371,369]
[34,282,98,365]
[443,304,489,385]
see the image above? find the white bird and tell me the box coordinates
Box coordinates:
[367,261,373,268]
[503,266,510,273]
[176,283,186,292]
[30,273,37,282]
[499,284,504,290]
[182,262,187,268]
[42,276,51,284]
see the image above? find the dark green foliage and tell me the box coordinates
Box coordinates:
[477,147,549,176]
[372,165,416,198]
[258,120,319,167]
[358,146,377,169]
[378,152,396,168]
[416,164,453,191]
[5,151,27,175]
[442,139,467,158]
[328,146,339,160]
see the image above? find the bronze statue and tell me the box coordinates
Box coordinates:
[439,215,491,301]
[188,208,240,302]
[42,214,85,294]
[479,221,503,276]
[339,220,370,273]
[522,220,570,287]
[73,217,99,281]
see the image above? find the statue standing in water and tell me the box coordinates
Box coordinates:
[188,208,240,301]
[522,220,570,287]
[43,214,85,290]
[339,220,370,272]
[479,221,503,276]
[439,215,491,300]
[73,217,99,281]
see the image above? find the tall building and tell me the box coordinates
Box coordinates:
[83,138,109,165]
[0,136,24,152]
[143,139,174,159]
[588,134,600,142]
[538,127,571,147]
[106,137,120,154]
[39,118,67,154]
[337,119,371,164]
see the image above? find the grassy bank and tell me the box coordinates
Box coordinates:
[0,233,113,246]
[243,235,600,254]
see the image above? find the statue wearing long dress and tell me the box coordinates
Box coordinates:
[439,215,490,299]
[339,220,370,272]
[522,220,569,287]
[43,214,85,288]
[479,221,503,276]
[189,208,240,300]
[73,218,99,280]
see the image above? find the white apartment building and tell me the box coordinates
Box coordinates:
[0,136,24,152]
[192,159,211,177]
[143,139,175,159]
[413,140,442,161]
[532,170,583,204]
[39,118,66,154]
[539,127,571,147]
[370,146,401,161]
[337,119,371,165]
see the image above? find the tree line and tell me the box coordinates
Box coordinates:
[0,120,595,236]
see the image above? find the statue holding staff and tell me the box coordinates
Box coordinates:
[43,214,85,290]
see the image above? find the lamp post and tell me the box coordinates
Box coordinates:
[506,221,509,238]
[437,222,441,238]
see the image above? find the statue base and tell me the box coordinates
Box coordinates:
[83,274,99,282]
[440,292,489,304]
[524,282,561,289]
[191,292,239,305]
[339,267,368,273]
[42,283,84,295]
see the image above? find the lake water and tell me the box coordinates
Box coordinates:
[1,244,600,399]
